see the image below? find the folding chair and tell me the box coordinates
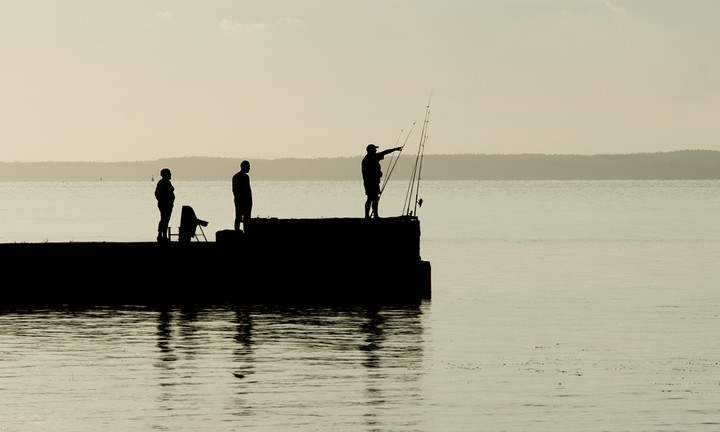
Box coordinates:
[173,205,209,242]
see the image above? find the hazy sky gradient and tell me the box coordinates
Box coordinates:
[1,0,718,161]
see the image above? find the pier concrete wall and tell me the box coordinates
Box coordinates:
[0,217,430,307]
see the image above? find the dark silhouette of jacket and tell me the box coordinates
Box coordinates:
[232,171,252,209]
[155,178,175,208]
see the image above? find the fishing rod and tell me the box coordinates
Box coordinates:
[380,121,416,196]
[413,109,430,216]
[403,97,431,217]
[379,129,405,197]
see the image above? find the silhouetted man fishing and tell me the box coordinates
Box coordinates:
[233,160,253,231]
[362,144,401,218]
[154,168,175,242]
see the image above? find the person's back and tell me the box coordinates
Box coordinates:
[232,171,252,204]
[155,177,174,206]
[361,153,382,185]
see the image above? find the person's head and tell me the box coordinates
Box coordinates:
[160,168,171,180]
[241,160,251,173]
[366,144,378,154]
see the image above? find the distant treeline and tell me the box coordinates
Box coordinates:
[2,151,720,181]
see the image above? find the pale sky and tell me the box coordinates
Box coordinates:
[1,0,718,162]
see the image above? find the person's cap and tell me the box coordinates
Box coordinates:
[366,144,378,152]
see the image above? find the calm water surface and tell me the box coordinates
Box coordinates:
[1,180,719,431]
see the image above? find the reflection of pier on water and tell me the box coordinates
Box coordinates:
[153,305,426,427]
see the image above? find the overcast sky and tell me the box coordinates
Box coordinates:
[1,0,718,161]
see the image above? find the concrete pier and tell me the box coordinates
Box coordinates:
[1,217,430,306]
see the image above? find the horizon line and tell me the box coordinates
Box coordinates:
[1,149,715,164]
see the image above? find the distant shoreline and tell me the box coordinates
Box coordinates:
[2,150,720,181]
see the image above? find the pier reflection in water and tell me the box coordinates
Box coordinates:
[154,305,427,430]
[0,305,427,431]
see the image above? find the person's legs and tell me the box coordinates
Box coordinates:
[158,206,172,240]
[242,209,251,231]
[365,192,379,218]
[236,204,251,231]
[234,200,244,231]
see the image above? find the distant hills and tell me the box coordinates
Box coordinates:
[2,150,720,181]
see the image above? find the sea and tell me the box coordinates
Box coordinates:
[0,180,719,431]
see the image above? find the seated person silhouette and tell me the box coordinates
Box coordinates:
[178,206,208,243]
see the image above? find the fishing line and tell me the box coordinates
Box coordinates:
[380,121,416,196]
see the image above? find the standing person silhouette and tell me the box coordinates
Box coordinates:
[362,144,401,218]
[154,168,175,242]
[233,160,253,231]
